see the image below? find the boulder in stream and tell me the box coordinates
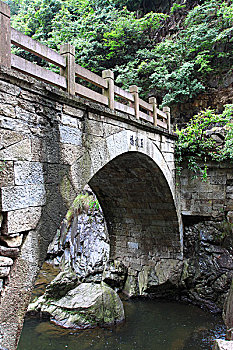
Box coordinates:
[29,282,125,329]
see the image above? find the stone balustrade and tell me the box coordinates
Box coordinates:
[0,1,171,132]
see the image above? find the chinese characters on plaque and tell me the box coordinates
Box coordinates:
[130,135,144,148]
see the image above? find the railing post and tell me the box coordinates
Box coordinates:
[60,43,75,95]
[129,85,139,120]
[102,70,114,110]
[0,1,11,68]
[163,106,171,132]
[149,97,158,127]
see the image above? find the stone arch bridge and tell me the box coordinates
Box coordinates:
[0,2,183,348]
[0,65,182,349]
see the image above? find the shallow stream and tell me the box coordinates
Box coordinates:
[18,298,225,350]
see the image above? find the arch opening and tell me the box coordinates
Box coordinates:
[88,151,182,272]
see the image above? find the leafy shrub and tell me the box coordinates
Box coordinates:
[115,0,233,105]
[175,104,233,180]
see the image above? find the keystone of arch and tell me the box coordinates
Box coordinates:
[70,130,175,199]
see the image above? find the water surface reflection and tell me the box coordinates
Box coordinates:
[18,298,225,350]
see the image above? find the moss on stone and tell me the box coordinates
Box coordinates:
[31,282,124,329]
[65,193,100,226]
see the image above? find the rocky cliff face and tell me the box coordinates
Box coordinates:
[46,190,110,282]
[172,81,233,127]
[180,220,233,313]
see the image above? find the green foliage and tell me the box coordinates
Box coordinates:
[5,0,20,15]
[89,199,100,210]
[170,2,186,14]
[116,0,233,105]
[11,0,62,41]
[66,194,100,225]
[175,104,233,180]
[112,0,169,14]
[45,1,167,72]
[103,11,168,60]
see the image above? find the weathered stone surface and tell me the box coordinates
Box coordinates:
[14,161,44,185]
[0,245,19,258]
[123,273,138,297]
[0,104,15,118]
[226,329,233,341]
[62,105,84,118]
[0,115,31,135]
[59,125,82,145]
[86,120,104,137]
[61,114,78,127]
[1,184,46,211]
[15,106,38,124]
[0,130,25,150]
[212,340,233,350]
[0,266,10,278]
[137,259,183,296]
[29,282,124,329]
[0,161,14,187]
[60,144,85,165]
[179,161,233,218]
[102,260,127,291]
[0,138,32,161]
[0,234,23,248]
[0,279,3,293]
[181,221,233,312]
[45,271,79,300]
[47,192,110,281]
[227,212,233,224]
[4,207,42,234]
[0,257,13,267]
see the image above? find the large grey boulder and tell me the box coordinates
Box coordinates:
[29,282,124,329]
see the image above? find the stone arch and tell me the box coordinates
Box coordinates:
[70,130,183,267]
[0,130,182,349]
[71,130,175,197]
[89,152,181,265]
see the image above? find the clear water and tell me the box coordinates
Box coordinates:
[18,298,225,350]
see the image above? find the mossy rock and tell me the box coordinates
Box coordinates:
[30,282,124,329]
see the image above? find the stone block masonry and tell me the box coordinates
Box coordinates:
[0,65,179,350]
[179,161,233,220]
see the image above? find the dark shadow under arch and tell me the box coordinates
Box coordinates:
[88,151,181,269]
